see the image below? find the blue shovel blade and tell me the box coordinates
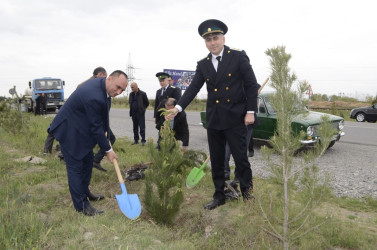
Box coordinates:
[115,183,142,220]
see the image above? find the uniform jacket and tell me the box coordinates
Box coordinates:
[129,89,149,116]
[154,85,181,118]
[178,45,259,130]
[48,77,111,160]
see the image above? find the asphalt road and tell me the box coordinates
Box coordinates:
[110,108,377,148]
[110,108,377,198]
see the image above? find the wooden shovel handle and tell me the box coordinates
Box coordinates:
[204,156,210,165]
[258,77,269,94]
[113,158,124,184]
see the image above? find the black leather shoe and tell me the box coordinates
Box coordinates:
[87,192,104,201]
[79,204,104,216]
[248,150,254,157]
[204,199,225,210]
[131,141,139,145]
[93,162,107,172]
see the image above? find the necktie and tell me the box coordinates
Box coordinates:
[161,87,165,96]
[216,56,221,71]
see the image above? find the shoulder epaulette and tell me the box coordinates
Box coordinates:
[230,47,242,51]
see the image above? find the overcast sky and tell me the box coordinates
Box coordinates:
[1,0,376,100]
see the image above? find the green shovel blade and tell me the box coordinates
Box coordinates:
[186,163,207,188]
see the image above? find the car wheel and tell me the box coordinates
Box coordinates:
[356,112,366,122]
[327,141,336,148]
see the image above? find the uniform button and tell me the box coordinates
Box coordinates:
[216,100,219,104]
[207,57,210,60]
[206,78,210,82]
[227,99,230,103]
[214,88,217,92]
[226,87,229,90]
[228,73,231,77]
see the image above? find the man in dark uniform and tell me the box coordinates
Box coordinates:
[167,19,259,210]
[153,72,181,124]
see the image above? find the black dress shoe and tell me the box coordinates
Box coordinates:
[87,192,104,201]
[93,162,107,172]
[79,204,104,216]
[204,199,225,210]
[131,141,139,145]
[248,150,254,157]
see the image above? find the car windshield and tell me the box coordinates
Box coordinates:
[261,96,308,114]
[35,80,62,90]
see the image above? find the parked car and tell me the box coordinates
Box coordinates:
[350,104,377,123]
[200,92,345,148]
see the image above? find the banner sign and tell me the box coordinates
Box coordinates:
[163,69,195,90]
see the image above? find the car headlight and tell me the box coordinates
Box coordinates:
[338,120,344,130]
[307,126,314,137]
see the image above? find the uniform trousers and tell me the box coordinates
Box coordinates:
[207,123,252,201]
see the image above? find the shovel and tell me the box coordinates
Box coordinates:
[186,156,210,188]
[113,158,142,220]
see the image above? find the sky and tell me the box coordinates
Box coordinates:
[1,0,376,101]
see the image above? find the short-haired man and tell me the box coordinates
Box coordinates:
[49,70,128,216]
[167,19,259,210]
[129,82,149,146]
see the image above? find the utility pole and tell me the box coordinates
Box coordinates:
[125,53,137,97]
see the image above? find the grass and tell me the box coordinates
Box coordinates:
[1,113,377,249]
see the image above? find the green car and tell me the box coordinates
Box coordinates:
[200,92,345,148]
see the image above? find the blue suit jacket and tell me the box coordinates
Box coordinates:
[49,78,111,160]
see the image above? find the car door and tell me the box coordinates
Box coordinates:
[367,104,377,121]
[253,96,277,140]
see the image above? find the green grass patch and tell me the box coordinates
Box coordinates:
[1,113,376,249]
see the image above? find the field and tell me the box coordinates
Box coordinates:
[1,113,377,249]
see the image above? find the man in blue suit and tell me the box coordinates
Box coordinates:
[49,70,128,216]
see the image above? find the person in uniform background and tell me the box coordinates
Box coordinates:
[156,98,189,152]
[154,72,181,123]
[48,70,128,216]
[167,19,259,210]
[154,72,181,148]
[129,82,149,146]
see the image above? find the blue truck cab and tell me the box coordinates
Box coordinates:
[26,77,65,112]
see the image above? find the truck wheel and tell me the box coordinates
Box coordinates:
[327,141,336,148]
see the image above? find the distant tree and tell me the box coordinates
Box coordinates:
[321,94,328,101]
[329,95,338,102]
[310,94,322,101]
[256,46,333,249]
[372,95,377,105]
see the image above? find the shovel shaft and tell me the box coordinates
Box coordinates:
[258,77,269,94]
[113,159,125,184]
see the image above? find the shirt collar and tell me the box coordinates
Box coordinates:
[211,47,224,60]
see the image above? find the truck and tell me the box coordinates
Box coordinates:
[24,77,65,113]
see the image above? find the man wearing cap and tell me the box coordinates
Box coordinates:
[154,72,181,123]
[167,19,259,210]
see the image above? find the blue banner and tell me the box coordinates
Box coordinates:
[163,69,195,90]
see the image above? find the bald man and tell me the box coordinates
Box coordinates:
[129,82,149,146]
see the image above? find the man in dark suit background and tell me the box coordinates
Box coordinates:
[167,19,259,210]
[129,82,149,146]
[49,70,128,216]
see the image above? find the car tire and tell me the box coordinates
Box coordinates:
[356,112,366,122]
